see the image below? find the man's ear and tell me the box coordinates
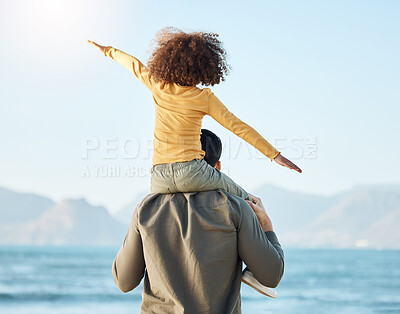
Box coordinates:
[215,161,221,171]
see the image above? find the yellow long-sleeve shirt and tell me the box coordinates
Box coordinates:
[103,46,280,165]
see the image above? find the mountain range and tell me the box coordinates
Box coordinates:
[0,187,125,246]
[0,184,399,249]
[252,184,400,249]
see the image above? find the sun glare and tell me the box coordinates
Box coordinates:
[2,0,113,52]
[10,0,84,43]
[0,0,117,71]
[28,0,82,30]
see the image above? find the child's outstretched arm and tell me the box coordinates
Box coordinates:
[206,89,302,173]
[87,40,153,90]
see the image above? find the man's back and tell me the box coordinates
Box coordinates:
[112,190,284,314]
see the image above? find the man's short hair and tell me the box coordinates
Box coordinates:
[200,129,222,167]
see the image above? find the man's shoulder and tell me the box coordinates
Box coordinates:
[136,189,248,211]
[133,190,250,235]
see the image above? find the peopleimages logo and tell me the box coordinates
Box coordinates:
[81,137,154,160]
[80,136,317,178]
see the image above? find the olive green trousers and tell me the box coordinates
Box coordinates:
[150,159,251,201]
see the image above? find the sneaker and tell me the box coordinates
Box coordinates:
[241,269,278,298]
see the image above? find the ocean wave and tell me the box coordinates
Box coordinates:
[0,292,141,303]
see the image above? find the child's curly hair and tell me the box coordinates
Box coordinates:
[148,27,230,87]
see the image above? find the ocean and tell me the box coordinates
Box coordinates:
[0,246,399,314]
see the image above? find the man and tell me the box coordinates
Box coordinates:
[112,129,284,313]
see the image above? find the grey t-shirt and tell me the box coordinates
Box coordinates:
[112,190,284,313]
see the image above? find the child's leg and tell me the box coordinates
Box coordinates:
[150,163,179,194]
[151,159,252,201]
[175,159,252,201]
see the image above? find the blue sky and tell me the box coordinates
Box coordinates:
[0,0,399,213]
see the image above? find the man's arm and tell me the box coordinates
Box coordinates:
[237,196,284,288]
[112,208,145,293]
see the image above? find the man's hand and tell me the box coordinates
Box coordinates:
[273,153,302,173]
[87,40,108,55]
[247,194,273,232]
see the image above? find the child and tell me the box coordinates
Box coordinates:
[88,27,301,295]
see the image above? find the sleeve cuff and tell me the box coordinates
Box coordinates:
[270,151,280,162]
[103,46,114,57]
[265,231,279,244]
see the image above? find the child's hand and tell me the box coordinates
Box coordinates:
[273,153,302,173]
[87,40,107,55]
